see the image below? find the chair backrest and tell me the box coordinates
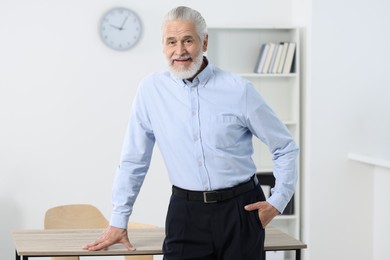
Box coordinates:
[44,204,154,260]
[44,204,108,230]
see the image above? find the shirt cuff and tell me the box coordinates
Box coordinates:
[110,213,130,229]
[266,194,289,214]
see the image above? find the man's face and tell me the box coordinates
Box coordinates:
[162,20,208,79]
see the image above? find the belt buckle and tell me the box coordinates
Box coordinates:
[203,191,218,203]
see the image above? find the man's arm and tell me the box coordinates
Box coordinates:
[244,83,299,225]
[84,85,155,250]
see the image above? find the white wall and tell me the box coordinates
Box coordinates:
[0,1,294,259]
[308,0,390,259]
[373,166,390,260]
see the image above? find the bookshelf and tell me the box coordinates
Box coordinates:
[206,27,301,240]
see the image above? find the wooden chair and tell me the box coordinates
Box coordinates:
[44,204,154,260]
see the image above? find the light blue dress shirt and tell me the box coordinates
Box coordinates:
[110,59,299,229]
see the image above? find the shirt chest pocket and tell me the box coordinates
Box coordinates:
[206,115,243,149]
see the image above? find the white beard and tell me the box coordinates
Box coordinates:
[168,50,204,80]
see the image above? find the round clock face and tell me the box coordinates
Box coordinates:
[99,7,143,51]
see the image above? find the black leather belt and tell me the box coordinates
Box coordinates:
[172,175,259,203]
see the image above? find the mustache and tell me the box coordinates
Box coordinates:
[171,54,191,61]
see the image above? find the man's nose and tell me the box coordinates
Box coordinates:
[174,42,186,55]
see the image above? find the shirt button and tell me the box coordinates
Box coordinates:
[192,111,196,116]
[198,161,203,167]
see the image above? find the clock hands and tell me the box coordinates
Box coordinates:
[119,15,129,30]
[109,15,129,31]
[109,24,122,30]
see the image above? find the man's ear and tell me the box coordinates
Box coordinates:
[203,33,208,52]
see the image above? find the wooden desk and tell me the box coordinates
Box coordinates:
[13,227,306,260]
[264,227,307,259]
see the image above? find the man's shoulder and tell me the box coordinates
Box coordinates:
[137,70,174,91]
[141,70,171,84]
[211,64,251,87]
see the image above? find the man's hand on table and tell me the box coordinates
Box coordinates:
[83,226,135,251]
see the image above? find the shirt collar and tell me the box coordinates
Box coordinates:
[170,57,214,88]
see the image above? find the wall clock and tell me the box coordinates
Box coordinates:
[99,7,143,51]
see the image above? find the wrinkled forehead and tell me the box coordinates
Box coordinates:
[162,20,199,40]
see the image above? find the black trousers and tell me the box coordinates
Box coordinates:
[163,183,266,260]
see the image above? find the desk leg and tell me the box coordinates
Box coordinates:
[14,251,29,260]
[296,249,301,260]
[15,250,24,260]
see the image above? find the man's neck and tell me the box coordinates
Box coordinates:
[186,57,208,82]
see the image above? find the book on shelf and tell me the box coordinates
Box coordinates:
[254,43,269,73]
[268,43,280,73]
[271,42,284,74]
[282,42,296,74]
[254,41,296,74]
[261,42,276,74]
[277,42,289,73]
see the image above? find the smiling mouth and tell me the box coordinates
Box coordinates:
[174,58,191,63]
[172,54,192,64]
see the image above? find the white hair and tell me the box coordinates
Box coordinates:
[162,6,208,42]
